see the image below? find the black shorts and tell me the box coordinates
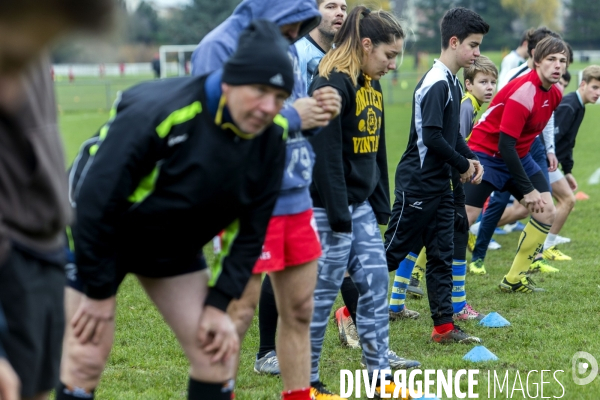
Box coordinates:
[0,247,65,397]
[65,246,208,295]
[464,171,549,208]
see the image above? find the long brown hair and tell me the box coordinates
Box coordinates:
[318,6,404,86]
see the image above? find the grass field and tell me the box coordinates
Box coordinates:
[56,56,600,399]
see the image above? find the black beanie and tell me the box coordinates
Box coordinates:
[222,20,294,95]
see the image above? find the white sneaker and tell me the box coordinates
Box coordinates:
[502,222,518,233]
[470,221,481,236]
[488,239,502,250]
[554,235,571,244]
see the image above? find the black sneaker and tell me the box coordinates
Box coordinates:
[407,275,424,299]
[310,381,343,399]
[431,325,482,344]
[499,275,545,293]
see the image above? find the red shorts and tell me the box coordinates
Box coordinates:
[253,209,322,274]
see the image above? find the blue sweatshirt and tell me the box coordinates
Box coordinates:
[191,0,321,216]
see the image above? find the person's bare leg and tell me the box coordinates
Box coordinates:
[227,274,262,339]
[466,205,483,226]
[549,178,575,235]
[497,200,529,226]
[59,287,115,393]
[225,274,262,380]
[138,270,233,381]
[269,260,317,391]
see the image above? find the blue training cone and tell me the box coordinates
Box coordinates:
[412,395,441,399]
[479,311,510,328]
[463,345,499,362]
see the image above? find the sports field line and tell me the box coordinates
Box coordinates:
[588,167,600,184]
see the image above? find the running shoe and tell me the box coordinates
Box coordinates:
[554,235,571,244]
[543,246,572,261]
[431,325,482,344]
[407,275,424,299]
[335,306,360,349]
[467,231,477,252]
[360,350,421,370]
[499,275,545,293]
[529,258,560,273]
[389,307,420,320]
[453,303,486,321]
[488,239,502,250]
[375,381,415,399]
[503,221,526,232]
[468,259,486,275]
[253,350,280,375]
[310,381,343,400]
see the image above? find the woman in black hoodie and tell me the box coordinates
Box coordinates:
[307,6,418,398]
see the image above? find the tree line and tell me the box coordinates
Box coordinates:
[53,0,600,63]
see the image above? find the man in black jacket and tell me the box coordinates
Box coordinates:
[541,65,600,259]
[57,21,293,400]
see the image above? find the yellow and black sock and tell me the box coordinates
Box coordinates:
[414,247,427,278]
[505,217,550,284]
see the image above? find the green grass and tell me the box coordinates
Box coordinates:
[56,68,600,399]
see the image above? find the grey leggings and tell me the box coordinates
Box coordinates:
[310,201,390,382]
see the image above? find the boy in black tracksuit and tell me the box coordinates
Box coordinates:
[384,7,488,343]
[58,21,293,400]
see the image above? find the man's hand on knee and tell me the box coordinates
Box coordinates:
[197,305,239,364]
[72,296,116,345]
[565,173,578,191]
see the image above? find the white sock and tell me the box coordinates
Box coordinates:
[470,221,481,236]
[544,233,557,250]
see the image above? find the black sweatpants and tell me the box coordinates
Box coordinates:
[384,191,455,325]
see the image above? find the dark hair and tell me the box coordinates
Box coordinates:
[533,36,569,67]
[520,28,534,45]
[440,7,489,50]
[565,42,574,64]
[319,6,404,85]
[562,70,571,84]
[0,0,113,32]
[526,27,561,58]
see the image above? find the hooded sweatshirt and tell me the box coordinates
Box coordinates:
[191,0,321,216]
[0,56,72,264]
[309,72,390,232]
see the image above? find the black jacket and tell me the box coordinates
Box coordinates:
[554,92,585,175]
[394,61,472,196]
[70,72,286,311]
[309,71,390,232]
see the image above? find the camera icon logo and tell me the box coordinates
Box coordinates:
[572,351,598,385]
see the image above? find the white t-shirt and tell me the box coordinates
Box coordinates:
[498,50,526,89]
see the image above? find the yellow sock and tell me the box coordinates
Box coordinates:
[414,247,427,275]
[505,218,550,283]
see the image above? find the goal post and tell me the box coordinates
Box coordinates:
[159,45,199,78]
